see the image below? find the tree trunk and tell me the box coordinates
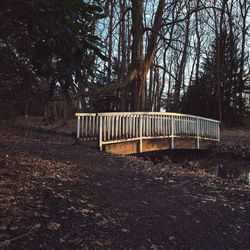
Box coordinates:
[195,0,201,82]
[238,0,248,110]
[131,0,144,111]
[173,16,190,111]
[52,101,58,122]
[120,0,127,111]
[107,0,114,84]
[130,0,166,111]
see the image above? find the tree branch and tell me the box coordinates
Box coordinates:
[80,69,138,97]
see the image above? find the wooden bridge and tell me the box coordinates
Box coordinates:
[76,112,220,155]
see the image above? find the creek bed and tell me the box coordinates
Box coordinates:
[137,149,250,184]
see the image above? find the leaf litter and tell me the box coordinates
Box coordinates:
[0,127,250,249]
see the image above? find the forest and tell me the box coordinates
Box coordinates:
[0,0,249,126]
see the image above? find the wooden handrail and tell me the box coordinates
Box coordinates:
[75,112,220,123]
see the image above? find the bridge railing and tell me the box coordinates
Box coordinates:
[76,113,99,140]
[76,112,220,151]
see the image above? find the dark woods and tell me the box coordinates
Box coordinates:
[0,0,249,126]
[183,30,248,125]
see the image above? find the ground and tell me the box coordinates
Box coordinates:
[0,118,250,249]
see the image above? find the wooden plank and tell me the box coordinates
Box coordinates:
[103,138,213,155]
[105,141,138,155]
[174,138,196,149]
[142,139,171,152]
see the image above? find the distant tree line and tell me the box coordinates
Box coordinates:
[0,0,249,126]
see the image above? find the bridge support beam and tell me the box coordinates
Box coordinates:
[139,139,143,153]
[139,116,143,153]
[104,138,208,155]
[196,118,200,149]
[171,116,174,149]
[99,116,103,151]
[77,116,80,139]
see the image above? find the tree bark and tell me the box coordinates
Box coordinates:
[173,16,190,111]
[130,0,166,111]
[131,0,144,111]
[107,0,114,85]
[119,0,128,111]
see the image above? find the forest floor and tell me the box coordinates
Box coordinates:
[0,117,250,249]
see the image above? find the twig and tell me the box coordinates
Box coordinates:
[0,228,34,247]
[0,224,40,247]
[1,127,30,159]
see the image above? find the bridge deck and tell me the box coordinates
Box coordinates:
[76,112,220,155]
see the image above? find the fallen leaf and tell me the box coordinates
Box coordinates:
[168,215,177,220]
[59,238,65,243]
[71,237,83,245]
[0,226,7,230]
[9,226,19,231]
[168,180,176,184]
[47,221,61,231]
[0,234,9,239]
[102,240,113,246]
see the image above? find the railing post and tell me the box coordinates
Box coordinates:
[217,122,220,142]
[139,115,143,153]
[99,115,103,151]
[77,115,80,140]
[196,118,200,149]
[171,115,174,149]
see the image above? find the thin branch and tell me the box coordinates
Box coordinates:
[112,7,132,33]
[154,64,178,80]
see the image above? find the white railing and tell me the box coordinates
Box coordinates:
[76,113,99,140]
[76,112,220,151]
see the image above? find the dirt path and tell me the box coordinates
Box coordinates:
[0,129,250,249]
[221,129,250,145]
